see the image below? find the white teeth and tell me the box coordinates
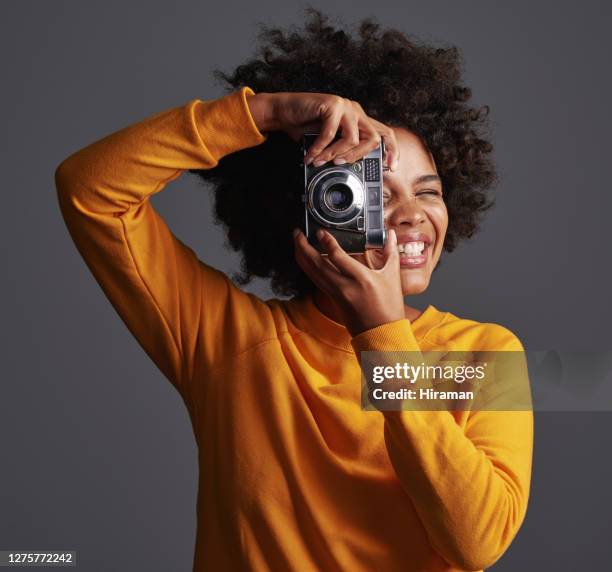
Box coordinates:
[398,241,425,256]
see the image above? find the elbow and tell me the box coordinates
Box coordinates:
[55,142,91,195]
[55,157,76,199]
[435,495,530,571]
[440,547,503,572]
[54,157,89,231]
[436,536,513,571]
[55,161,72,218]
[55,155,86,217]
[55,159,73,209]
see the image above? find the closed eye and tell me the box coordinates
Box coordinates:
[382,189,442,204]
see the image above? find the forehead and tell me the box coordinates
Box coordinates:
[389,126,438,176]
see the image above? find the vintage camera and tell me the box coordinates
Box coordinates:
[302,134,387,254]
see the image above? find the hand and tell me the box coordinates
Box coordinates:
[293,227,406,337]
[246,91,399,170]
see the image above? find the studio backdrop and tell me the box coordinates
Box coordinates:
[2,1,611,570]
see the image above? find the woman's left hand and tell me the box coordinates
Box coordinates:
[293,227,406,336]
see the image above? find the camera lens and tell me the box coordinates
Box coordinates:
[324,183,353,211]
[307,169,364,225]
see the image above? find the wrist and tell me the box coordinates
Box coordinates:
[245,92,277,133]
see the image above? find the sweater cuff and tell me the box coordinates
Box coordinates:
[350,318,421,356]
[193,86,267,162]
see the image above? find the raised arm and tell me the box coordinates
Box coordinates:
[55,87,268,405]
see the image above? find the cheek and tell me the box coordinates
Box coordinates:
[425,204,449,237]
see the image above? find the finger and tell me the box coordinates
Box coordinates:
[295,230,344,280]
[313,115,360,165]
[293,229,349,290]
[294,246,334,296]
[304,110,342,165]
[382,133,399,172]
[293,235,333,293]
[369,119,400,171]
[317,229,370,279]
[381,228,400,270]
[333,126,381,164]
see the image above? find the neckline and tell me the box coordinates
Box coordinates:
[282,292,445,352]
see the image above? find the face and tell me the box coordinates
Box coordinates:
[355,127,448,295]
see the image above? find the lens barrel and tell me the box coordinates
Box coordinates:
[324,183,353,211]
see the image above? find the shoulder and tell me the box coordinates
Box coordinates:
[429,307,525,352]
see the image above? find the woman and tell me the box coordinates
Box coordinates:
[55,10,533,572]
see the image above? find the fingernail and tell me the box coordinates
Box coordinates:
[333,157,347,165]
[392,158,399,171]
[316,229,325,240]
[293,228,300,238]
[304,156,313,165]
[313,159,326,168]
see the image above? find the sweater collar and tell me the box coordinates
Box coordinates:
[282,292,445,352]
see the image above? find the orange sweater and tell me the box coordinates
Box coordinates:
[55,87,533,572]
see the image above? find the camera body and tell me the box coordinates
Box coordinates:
[302,134,386,254]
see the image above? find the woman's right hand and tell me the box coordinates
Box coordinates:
[246,91,399,170]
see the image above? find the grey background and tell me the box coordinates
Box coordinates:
[2,0,611,569]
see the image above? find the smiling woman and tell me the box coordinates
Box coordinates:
[290,123,452,334]
[55,8,533,572]
[365,128,449,294]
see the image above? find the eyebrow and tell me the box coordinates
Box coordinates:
[413,174,441,185]
[383,172,442,186]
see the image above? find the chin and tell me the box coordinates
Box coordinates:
[400,271,430,296]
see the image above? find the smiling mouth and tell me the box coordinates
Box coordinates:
[365,239,432,269]
[397,241,429,268]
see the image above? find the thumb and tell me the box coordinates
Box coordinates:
[382,229,398,264]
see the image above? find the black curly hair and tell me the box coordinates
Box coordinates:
[190,8,496,298]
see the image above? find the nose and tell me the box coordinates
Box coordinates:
[385,196,427,228]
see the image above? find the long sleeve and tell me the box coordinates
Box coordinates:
[55,87,268,405]
[351,319,533,571]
